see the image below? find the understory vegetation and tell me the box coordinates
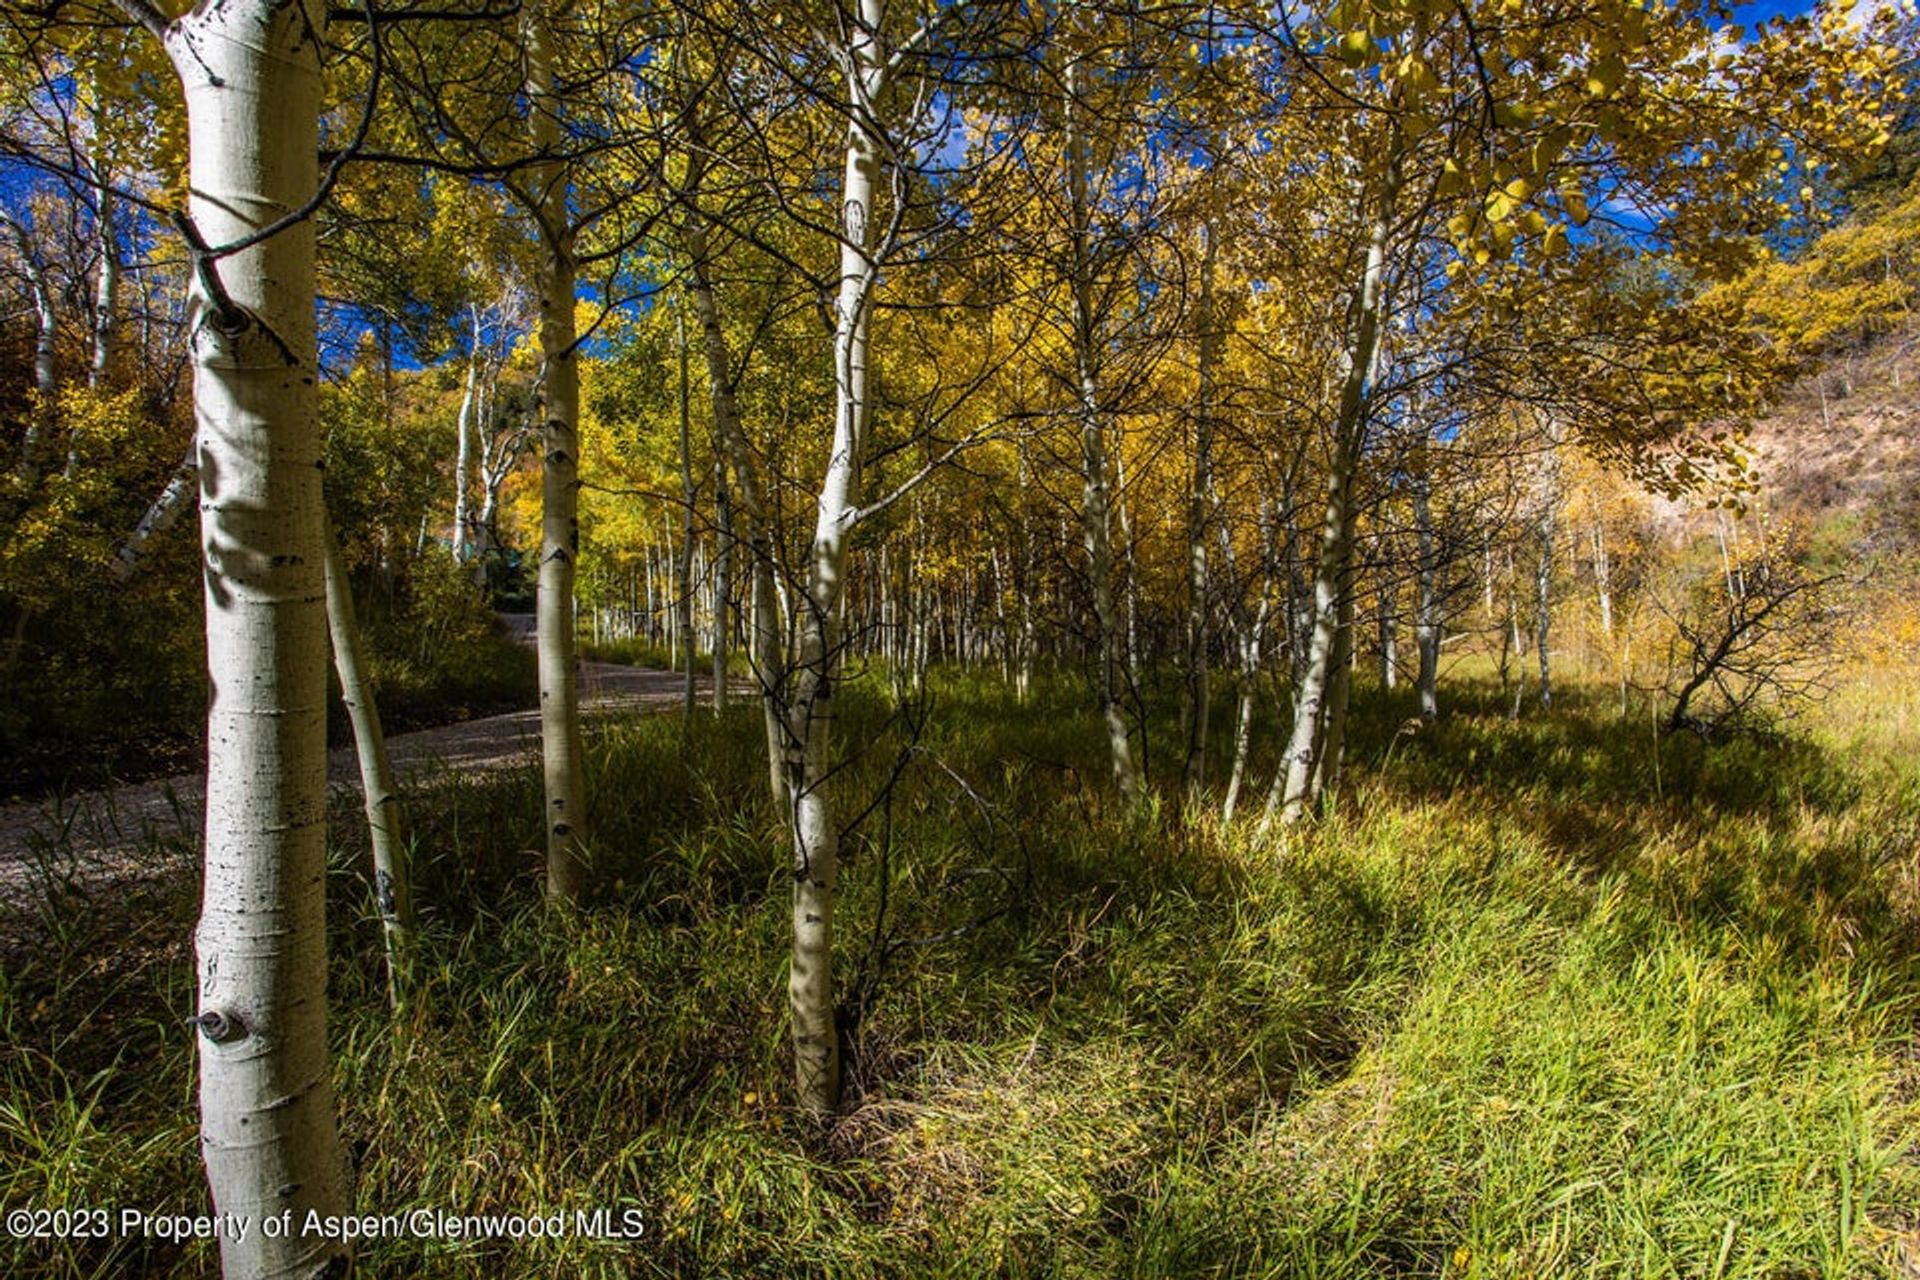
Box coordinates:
[4,662,1914,1279]
[0,545,534,799]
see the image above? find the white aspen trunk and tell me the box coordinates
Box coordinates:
[1220,589,1271,825]
[1066,54,1141,804]
[910,589,929,689]
[644,543,658,644]
[6,222,57,482]
[662,521,678,658]
[1378,584,1397,690]
[1413,468,1440,722]
[1265,137,1400,829]
[1535,428,1562,709]
[1182,219,1218,796]
[452,307,481,562]
[1715,509,1741,600]
[698,541,714,644]
[1535,501,1555,710]
[475,377,505,572]
[111,442,199,581]
[89,93,118,389]
[1018,578,1035,701]
[1219,495,1271,824]
[161,1,353,1273]
[524,0,588,901]
[1504,547,1524,719]
[1483,542,1496,620]
[29,255,56,422]
[786,0,885,1113]
[676,303,698,714]
[1315,583,1356,800]
[1015,439,1035,702]
[713,456,733,712]
[989,543,1011,684]
[1115,449,1141,682]
[323,519,412,1002]
[1592,522,1613,637]
[879,544,899,693]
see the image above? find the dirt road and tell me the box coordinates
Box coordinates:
[0,616,714,889]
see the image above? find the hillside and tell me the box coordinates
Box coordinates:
[1747,334,1920,551]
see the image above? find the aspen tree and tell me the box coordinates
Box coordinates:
[677,300,698,713]
[1064,47,1142,805]
[106,0,354,1272]
[777,0,890,1113]
[323,519,413,1004]
[522,0,590,902]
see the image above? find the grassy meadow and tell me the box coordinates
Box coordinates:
[2,657,1915,1278]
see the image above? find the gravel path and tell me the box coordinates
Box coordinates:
[0,615,715,894]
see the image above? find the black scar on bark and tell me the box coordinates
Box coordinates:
[374,869,395,919]
[192,1007,245,1043]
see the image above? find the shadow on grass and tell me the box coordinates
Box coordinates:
[2,666,1914,1278]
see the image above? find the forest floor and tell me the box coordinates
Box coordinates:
[0,614,716,898]
[2,663,1915,1279]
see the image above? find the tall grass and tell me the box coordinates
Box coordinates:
[2,663,1914,1277]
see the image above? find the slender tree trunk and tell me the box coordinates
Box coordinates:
[1115,451,1141,683]
[662,521,678,658]
[643,544,658,644]
[1483,542,1497,620]
[1413,468,1440,722]
[1221,503,1276,825]
[1265,135,1400,829]
[1715,509,1742,600]
[1592,522,1613,637]
[475,389,506,573]
[713,456,733,712]
[1067,55,1141,805]
[684,195,784,807]
[1182,219,1218,796]
[452,307,480,562]
[1504,547,1525,719]
[160,0,353,1271]
[111,442,199,581]
[1315,582,1356,801]
[785,0,884,1113]
[1377,584,1397,690]
[4,223,57,483]
[1535,502,1555,710]
[989,543,1011,685]
[1016,439,1036,702]
[1220,626,1264,824]
[89,98,117,390]
[677,303,698,714]
[524,0,589,902]
[323,519,412,1003]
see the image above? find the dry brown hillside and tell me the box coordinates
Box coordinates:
[1745,333,1920,550]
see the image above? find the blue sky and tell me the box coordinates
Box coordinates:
[1732,0,1821,26]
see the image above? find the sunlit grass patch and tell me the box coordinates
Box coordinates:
[1,662,1914,1277]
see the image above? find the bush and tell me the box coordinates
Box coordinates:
[347,547,537,737]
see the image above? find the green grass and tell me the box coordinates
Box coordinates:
[1,664,1914,1277]
[580,635,704,672]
